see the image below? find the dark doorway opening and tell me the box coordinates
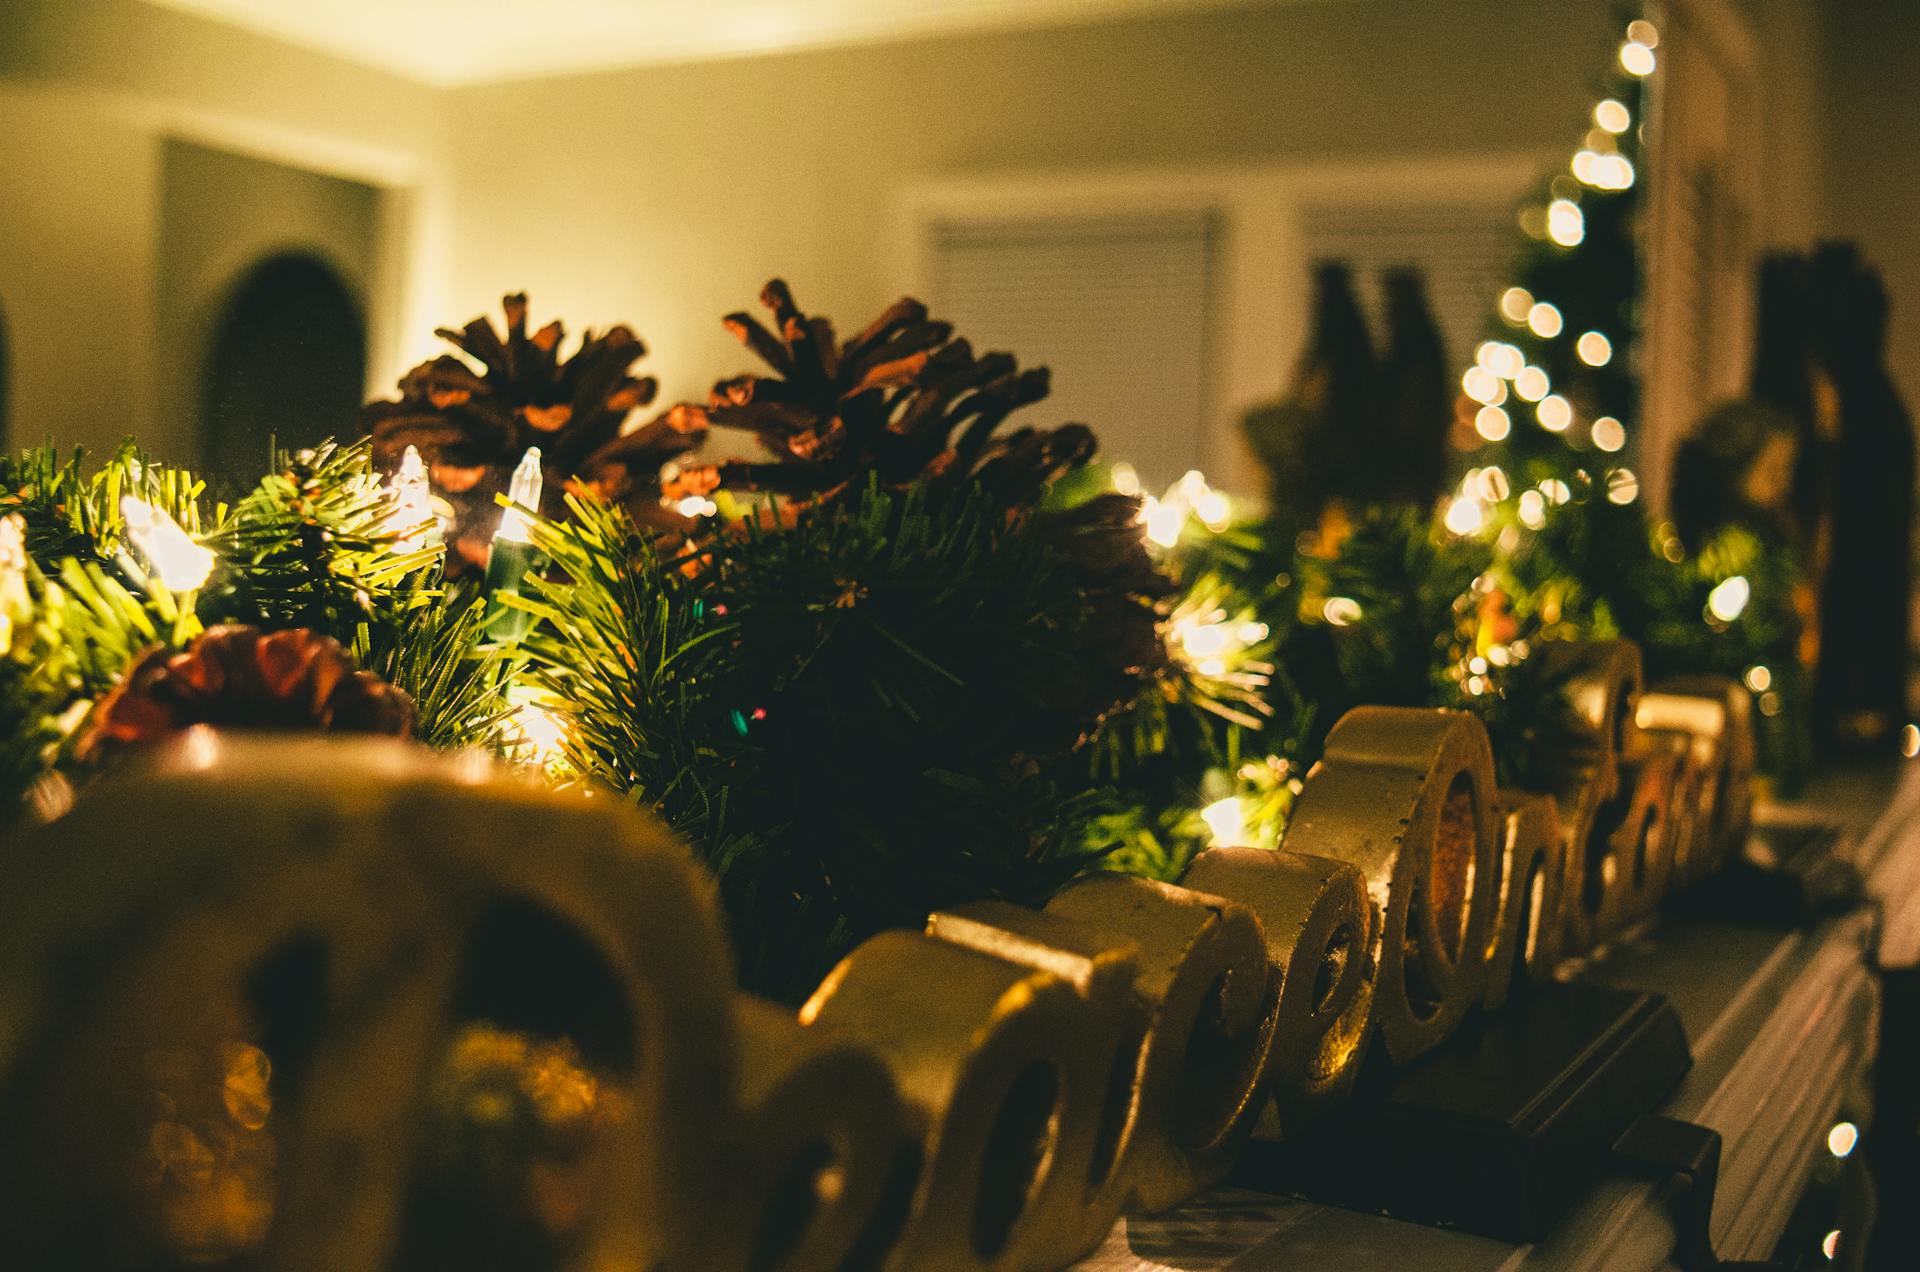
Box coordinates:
[201,254,365,488]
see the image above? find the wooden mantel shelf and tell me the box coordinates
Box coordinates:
[1081,764,1920,1271]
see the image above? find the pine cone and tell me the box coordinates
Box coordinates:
[365,294,704,571]
[663,280,1093,511]
[77,626,413,759]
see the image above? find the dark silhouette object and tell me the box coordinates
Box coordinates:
[1668,400,1803,554]
[1748,253,1830,541]
[1243,262,1451,530]
[1805,243,1915,752]
[1379,269,1453,508]
[202,254,366,490]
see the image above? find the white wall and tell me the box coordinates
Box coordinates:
[439,0,1626,485]
[0,0,449,457]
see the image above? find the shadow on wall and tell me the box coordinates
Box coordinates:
[200,254,365,491]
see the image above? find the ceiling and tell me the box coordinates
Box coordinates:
[141,0,1285,87]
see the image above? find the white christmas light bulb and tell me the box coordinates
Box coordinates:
[121,495,214,591]
[495,447,544,545]
[1199,796,1247,847]
[387,445,436,552]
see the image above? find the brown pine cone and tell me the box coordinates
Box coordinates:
[663,280,1093,511]
[77,626,413,759]
[364,294,705,571]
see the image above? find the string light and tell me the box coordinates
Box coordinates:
[1620,40,1656,76]
[1606,467,1640,505]
[1537,395,1573,432]
[1199,796,1247,848]
[1444,494,1486,536]
[1476,466,1510,502]
[120,495,214,591]
[1478,341,1525,379]
[1499,288,1533,323]
[494,448,543,545]
[486,447,546,642]
[1527,302,1564,338]
[1828,1122,1859,1158]
[1745,665,1773,693]
[505,689,569,769]
[1540,479,1572,505]
[1514,366,1550,401]
[1109,463,1141,497]
[0,514,26,653]
[1592,416,1627,452]
[1474,406,1511,441]
[674,494,719,518]
[1902,724,1920,758]
[1577,331,1614,366]
[1707,575,1751,622]
[1548,199,1585,246]
[1518,490,1547,529]
[1595,98,1631,134]
[1626,19,1659,47]
[385,445,437,552]
[1463,367,1503,404]
[1822,1230,1841,1261]
[1322,596,1363,626]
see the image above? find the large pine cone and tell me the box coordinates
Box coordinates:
[365,295,704,571]
[77,626,413,758]
[663,280,1096,511]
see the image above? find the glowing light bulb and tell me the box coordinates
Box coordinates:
[0,515,26,654]
[1822,1230,1841,1261]
[1475,405,1511,441]
[1594,98,1631,134]
[1626,19,1659,48]
[1573,150,1599,184]
[1527,302,1564,338]
[1537,395,1573,432]
[1548,199,1586,246]
[1195,488,1232,531]
[1200,796,1247,847]
[1499,288,1534,323]
[1903,724,1920,758]
[1463,367,1503,404]
[674,494,719,518]
[1577,331,1614,366]
[1110,462,1141,497]
[495,447,544,545]
[1592,416,1626,452]
[1540,479,1572,505]
[1828,1122,1859,1158]
[1620,41,1656,76]
[1745,665,1773,693]
[1444,495,1486,536]
[1607,467,1640,505]
[1479,341,1525,379]
[1707,575,1751,622]
[1477,466,1510,502]
[1518,490,1547,529]
[1143,497,1185,549]
[1514,366,1551,401]
[1322,596,1363,626]
[120,496,214,591]
[508,697,569,768]
[386,445,436,552]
